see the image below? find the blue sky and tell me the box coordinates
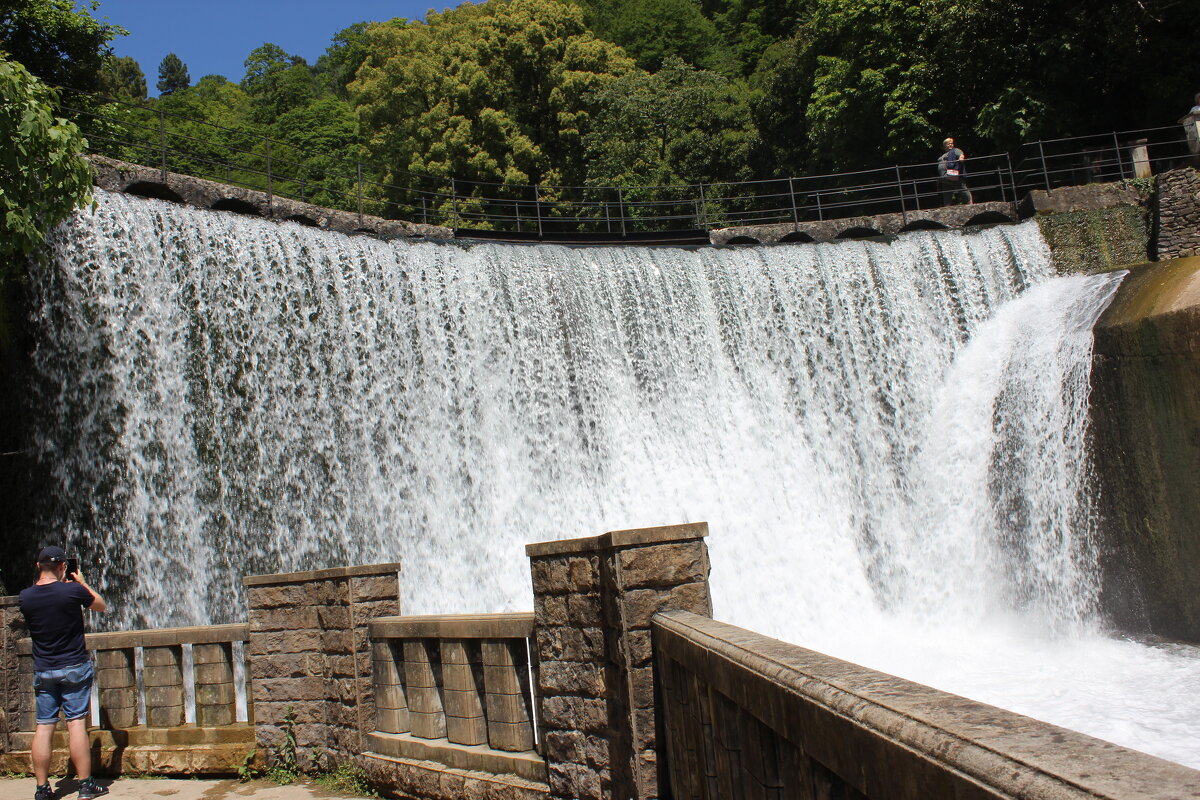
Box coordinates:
[93,0,461,95]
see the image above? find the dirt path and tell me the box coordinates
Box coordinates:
[0,777,371,800]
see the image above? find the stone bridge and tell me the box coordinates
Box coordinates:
[710,200,1021,245]
[89,155,452,240]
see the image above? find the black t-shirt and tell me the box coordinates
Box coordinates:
[18,581,94,671]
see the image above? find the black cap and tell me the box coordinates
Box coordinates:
[36,546,67,564]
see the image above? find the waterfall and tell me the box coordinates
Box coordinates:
[27,189,1200,767]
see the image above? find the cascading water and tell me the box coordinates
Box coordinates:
[26,189,1200,767]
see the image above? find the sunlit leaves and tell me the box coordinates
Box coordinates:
[0,57,92,271]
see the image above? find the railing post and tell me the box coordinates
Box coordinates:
[403,640,446,739]
[451,178,460,230]
[1112,131,1126,179]
[143,645,185,727]
[697,183,708,229]
[95,647,138,729]
[1038,140,1051,191]
[895,165,907,225]
[158,107,167,183]
[1008,151,1017,203]
[372,640,409,734]
[535,184,543,240]
[815,190,824,221]
[441,639,487,746]
[482,639,535,752]
[193,642,236,727]
[264,137,272,213]
[617,186,626,238]
[357,161,364,226]
[789,178,800,230]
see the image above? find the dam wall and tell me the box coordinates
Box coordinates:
[1090,255,1200,641]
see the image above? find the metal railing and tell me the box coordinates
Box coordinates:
[54,85,1195,236]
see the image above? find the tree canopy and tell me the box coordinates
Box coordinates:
[1,0,1196,228]
[0,57,92,272]
[156,52,189,95]
[351,0,634,214]
[0,0,126,91]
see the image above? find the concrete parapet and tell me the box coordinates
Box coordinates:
[654,610,1200,799]
[2,620,254,775]
[527,522,712,800]
[244,562,401,769]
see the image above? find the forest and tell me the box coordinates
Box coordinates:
[1,0,1196,224]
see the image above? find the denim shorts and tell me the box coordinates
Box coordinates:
[33,661,94,724]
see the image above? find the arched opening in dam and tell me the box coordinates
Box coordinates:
[19,189,1200,769]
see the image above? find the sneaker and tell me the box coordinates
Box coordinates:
[34,783,53,800]
[76,779,107,800]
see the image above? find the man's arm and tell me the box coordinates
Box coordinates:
[71,571,106,613]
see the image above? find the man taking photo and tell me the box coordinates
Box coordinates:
[18,547,108,800]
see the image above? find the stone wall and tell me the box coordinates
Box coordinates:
[89,156,451,241]
[0,597,27,754]
[1155,168,1200,259]
[244,563,401,768]
[1090,256,1200,642]
[527,523,712,800]
[1023,181,1152,274]
[655,610,1200,799]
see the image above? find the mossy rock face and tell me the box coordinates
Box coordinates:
[1037,205,1151,275]
[1090,256,1200,642]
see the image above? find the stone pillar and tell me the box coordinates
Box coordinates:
[1181,110,1200,160]
[0,598,28,752]
[527,522,712,800]
[244,563,401,769]
[1129,139,1151,179]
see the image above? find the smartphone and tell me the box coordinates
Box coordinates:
[66,556,79,581]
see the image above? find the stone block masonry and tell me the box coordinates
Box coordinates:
[244,563,401,768]
[527,522,712,800]
[1155,167,1200,259]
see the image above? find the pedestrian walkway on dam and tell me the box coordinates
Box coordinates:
[0,778,372,800]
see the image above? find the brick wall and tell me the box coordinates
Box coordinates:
[527,522,712,800]
[244,563,400,768]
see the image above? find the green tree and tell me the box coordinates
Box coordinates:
[98,54,146,101]
[352,0,635,221]
[315,23,371,98]
[581,0,730,73]
[922,0,1200,147]
[270,96,363,210]
[0,0,126,91]
[0,57,92,274]
[152,75,256,184]
[241,43,321,125]
[585,57,751,186]
[157,52,190,95]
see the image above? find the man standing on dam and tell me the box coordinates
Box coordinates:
[18,547,108,800]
